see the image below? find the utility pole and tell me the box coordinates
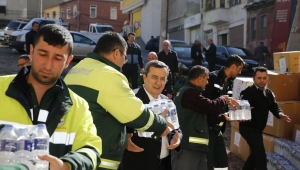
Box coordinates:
[40,0,43,18]
[76,0,80,31]
[159,0,168,51]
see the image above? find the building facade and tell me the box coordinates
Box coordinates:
[60,0,128,32]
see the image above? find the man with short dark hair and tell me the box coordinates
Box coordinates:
[122,60,181,170]
[122,32,144,89]
[17,54,32,69]
[202,54,245,170]
[254,42,270,67]
[191,39,203,66]
[172,65,239,170]
[0,24,102,170]
[25,21,39,54]
[202,39,216,71]
[148,52,173,99]
[64,32,171,170]
[239,67,291,170]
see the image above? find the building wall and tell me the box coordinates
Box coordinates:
[140,0,161,43]
[4,0,28,20]
[168,0,187,40]
[246,5,274,54]
[60,0,128,32]
[44,6,60,19]
[132,9,141,36]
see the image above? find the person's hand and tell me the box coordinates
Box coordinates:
[160,109,174,137]
[201,45,204,48]
[279,113,291,123]
[166,131,180,150]
[140,68,144,74]
[174,72,179,77]
[224,112,230,121]
[167,94,172,99]
[126,133,144,152]
[222,96,240,110]
[38,155,69,170]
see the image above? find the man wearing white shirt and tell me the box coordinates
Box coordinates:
[121,60,182,170]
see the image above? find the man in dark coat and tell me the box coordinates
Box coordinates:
[202,38,216,72]
[122,60,182,170]
[158,40,179,85]
[25,21,39,54]
[239,67,291,170]
[191,39,203,66]
[254,42,270,67]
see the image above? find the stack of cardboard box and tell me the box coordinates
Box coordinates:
[230,52,300,163]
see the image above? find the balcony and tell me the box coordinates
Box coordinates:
[205,8,229,26]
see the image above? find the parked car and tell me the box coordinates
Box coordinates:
[169,40,208,75]
[3,20,28,44]
[23,31,96,60]
[69,31,97,60]
[215,45,258,75]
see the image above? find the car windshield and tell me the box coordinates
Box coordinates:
[96,26,114,33]
[227,47,254,56]
[22,19,42,30]
[173,47,191,58]
[6,22,20,30]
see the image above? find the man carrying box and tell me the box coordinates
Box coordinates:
[239,66,291,170]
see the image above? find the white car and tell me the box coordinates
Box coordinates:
[69,31,96,60]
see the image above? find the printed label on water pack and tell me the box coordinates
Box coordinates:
[0,140,17,152]
[17,140,32,151]
[32,139,48,150]
[267,112,274,127]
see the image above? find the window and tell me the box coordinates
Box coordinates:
[73,5,77,18]
[251,18,256,41]
[260,15,267,39]
[90,5,97,18]
[46,13,49,18]
[220,0,225,7]
[73,34,92,44]
[230,0,241,6]
[52,11,56,19]
[110,7,117,20]
[61,9,64,19]
[217,47,227,55]
[205,0,215,11]
[67,7,70,19]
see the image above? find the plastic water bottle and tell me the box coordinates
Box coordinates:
[15,128,32,163]
[167,100,180,129]
[243,100,251,120]
[152,104,161,115]
[228,106,234,120]
[239,100,246,120]
[0,124,17,165]
[31,124,49,170]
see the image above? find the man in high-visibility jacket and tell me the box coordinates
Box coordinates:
[65,32,171,170]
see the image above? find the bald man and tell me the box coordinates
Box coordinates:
[202,39,216,72]
[148,52,173,99]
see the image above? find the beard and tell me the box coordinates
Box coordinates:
[31,66,58,85]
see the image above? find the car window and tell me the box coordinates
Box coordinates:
[6,21,20,30]
[96,26,113,33]
[227,47,254,56]
[218,47,227,54]
[73,34,92,44]
[19,23,27,29]
[173,47,191,58]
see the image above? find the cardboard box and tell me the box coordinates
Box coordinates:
[292,124,300,144]
[231,121,239,129]
[230,126,250,161]
[262,133,276,152]
[263,101,300,139]
[267,71,299,101]
[232,77,253,99]
[273,51,300,73]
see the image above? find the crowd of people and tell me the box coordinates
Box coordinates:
[0,24,291,170]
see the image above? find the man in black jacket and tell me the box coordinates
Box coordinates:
[25,21,39,54]
[148,52,173,99]
[202,54,245,170]
[158,40,179,84]
[254,42,270,67]
[122,60,182,170]
[239,67,291,170]
[202,38,216,72]
[191,39,203,66]
[122,32,144,89]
